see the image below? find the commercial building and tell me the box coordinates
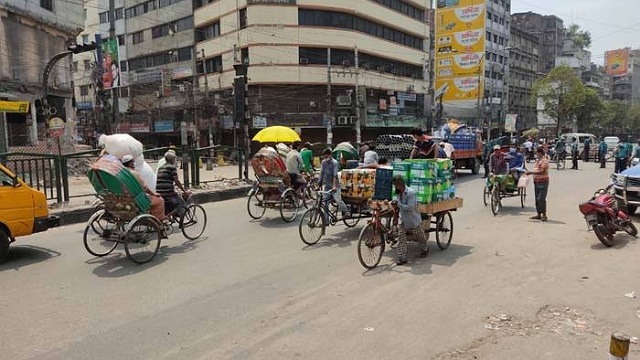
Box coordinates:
[507,25,539,130]
[194,0,429,144]
[0,0,84,151]
[582,63,611,101]
[74,0,197,147]
[511,11,564,74]
[607,48,640,105]
[434,0,511,129]
[555,38,591,78]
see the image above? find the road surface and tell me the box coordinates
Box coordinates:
[2,161,639,360]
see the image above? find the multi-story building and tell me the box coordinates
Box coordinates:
[0,0,84,151]
[608,49,640,105]
[511,11,564,74]
[434,0,511,128]
[555,38,591,78]
[194,0,429,144]
[508,25,539,130]
[582,63,611,100]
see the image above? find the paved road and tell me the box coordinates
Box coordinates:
[3,162,640,360]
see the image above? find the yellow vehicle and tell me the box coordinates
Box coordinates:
[0,163,59,262]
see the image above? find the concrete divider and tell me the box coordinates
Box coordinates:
[52,185,252,227]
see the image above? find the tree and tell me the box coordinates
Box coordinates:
[532,65,589,137]
[567,24,592,49]
[575,88,603,130]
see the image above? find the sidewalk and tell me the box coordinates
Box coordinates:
[50,163,255,226]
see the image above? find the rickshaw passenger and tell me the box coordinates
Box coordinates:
[506,145,525,182]
[489,145,509,175]
[319,148,350,216]
[285,144,306,191]
[122,155,167,222]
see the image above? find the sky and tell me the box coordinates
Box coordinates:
[510,0,640,65]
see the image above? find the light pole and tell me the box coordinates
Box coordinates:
[475,53,487,139]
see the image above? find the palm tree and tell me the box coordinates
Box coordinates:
[566,24,592,49]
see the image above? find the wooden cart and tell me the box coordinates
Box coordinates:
[356,197,463,269]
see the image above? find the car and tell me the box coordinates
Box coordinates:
[560,133,598,160]
[612,164,640,214]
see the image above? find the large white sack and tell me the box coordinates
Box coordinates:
[138,159,156,191]
[100,134,143,159]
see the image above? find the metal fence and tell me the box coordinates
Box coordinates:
[0,145,245,204]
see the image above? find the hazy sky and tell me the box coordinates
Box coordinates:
[511,0,640,65]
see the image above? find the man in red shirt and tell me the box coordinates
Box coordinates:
[526,148,550,222]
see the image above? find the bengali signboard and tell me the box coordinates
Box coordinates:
[0,100,30,114]
[434,0,486,109]
[154,120,174,133]
[247,0,295,4]
[605,48,630,76]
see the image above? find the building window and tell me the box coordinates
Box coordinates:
[152,24,170,38]
[72,61,78,72]
[241,48,249,65]
[196,21,220,42]
[80,86,89,96]
[204,56,223,73]
[239,8,247,29]
[115,7,124,20]
[177,48,192,62]
[120,60,128,72]
[487,11,492,20]
[99,11,109,24]
[370,0,424,21]
[298,9,423,50]
[84,59,91,70]
[40,0,53,11]
[159,0,185,8]
[175,16,193,32]
[132,31,144,44]
[118,34,125,46]
[82,34,89,44]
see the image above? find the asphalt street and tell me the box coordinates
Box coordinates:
[2,161,640,360]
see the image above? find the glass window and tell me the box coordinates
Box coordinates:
[132,31,144,44]
[80,85,89,96]
[115,7,124,20]
[99,11,109,24]
[0,168,13,187]
[84,59,91,70]
[177,48,192,62]
[175,17,193,32]
[117,34,125,46]
[120,60,128,72]
[239,8,247,29]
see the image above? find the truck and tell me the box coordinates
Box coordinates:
[446,132,483,174]
[0,163,59,262]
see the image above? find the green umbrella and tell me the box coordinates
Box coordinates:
[332,142,359,161]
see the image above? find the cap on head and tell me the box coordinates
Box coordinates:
[121,154,134,166]
[493,145,501,150]
[322,148,332,156]
[164,151,177,162]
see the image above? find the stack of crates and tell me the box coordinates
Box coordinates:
[373,167,394,200]
[407,160,437,204]
[392,162,411,182]
[391,159,456,204]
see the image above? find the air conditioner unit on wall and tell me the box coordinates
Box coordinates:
[349,116,357,124]
[338,116,349,125]
[336,95,351,106]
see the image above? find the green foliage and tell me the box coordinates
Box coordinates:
[532,65,590,136]
[567,24,592,49]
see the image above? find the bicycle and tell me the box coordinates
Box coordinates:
[553,150,567,170]
[298,190,364,246]
[357,201,399,269]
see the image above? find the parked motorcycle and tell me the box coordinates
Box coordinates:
[579,186,638,247]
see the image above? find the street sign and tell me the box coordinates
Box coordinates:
[48,117,65,138]
[0,100,30,113]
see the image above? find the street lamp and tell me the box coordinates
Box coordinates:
[475,53,487,138]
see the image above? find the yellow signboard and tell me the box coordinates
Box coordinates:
[0,100,30,114]
[605,48,630,76]
[434,0,485,109]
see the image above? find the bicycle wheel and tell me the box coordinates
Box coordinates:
[357,223,386,269]
[83,210,118,257]
[180,204,207,240]
[490,186,501,216]
[343,203,363,228]
[280,189,301,223]
[124,216,162,264]
[520,187,527,208]
[299,208,325,245]
[247,188,266,220]
[435,211,454,250]
[483,185,491,206]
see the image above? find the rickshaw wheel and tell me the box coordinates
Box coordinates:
[490,186,501,216]
[181,204,207,240]
[124,216,162,264]
[0,229,9,263]
[435,211,454,250]
[299,208,325,245]
[343,203,363,228]
[280,189,300,223]
[83,209,118,257]
[520,187,527,208]
[247,188,266,220]
[357,223,385,269]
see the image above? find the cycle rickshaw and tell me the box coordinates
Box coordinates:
[483,173,527,215]
[84,157,207,264]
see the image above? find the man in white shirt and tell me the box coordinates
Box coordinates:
[440,139,455,158]
[285,144,305,191]
[363,144,379,167]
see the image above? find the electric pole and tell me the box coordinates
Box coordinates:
[233,47,249,180]
[326,47,333,145]
[354,46,362,145]
[108,0,118,132]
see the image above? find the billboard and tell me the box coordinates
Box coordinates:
[605,48,630,76]
[100,38,121,89]
[434,0,486,110]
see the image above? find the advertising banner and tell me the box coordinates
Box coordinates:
[0,100,30,113]
[504,114,517,133]
[101,38,121,89]
[434,0,485,109]
[605,48,630,76]
[154,120,174,133]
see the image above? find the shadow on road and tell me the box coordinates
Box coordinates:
[301,227,362,250]
[361,242,474,276]
[0,245,62,271]
[589,234,637,250]
[87,237,208,278]
[253,216,300,229]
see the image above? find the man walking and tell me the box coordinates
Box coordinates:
[526,148,550,222]
[583,137,591,162]
[392,176,428,265]
[570,140,579,170]
[614,138,631,174]
[598,138,608,169]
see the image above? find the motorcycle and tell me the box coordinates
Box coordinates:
[578,186,638,247]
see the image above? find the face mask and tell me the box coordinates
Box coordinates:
[510,148,516,153]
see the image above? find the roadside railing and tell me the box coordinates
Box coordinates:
[0,144,247,204]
